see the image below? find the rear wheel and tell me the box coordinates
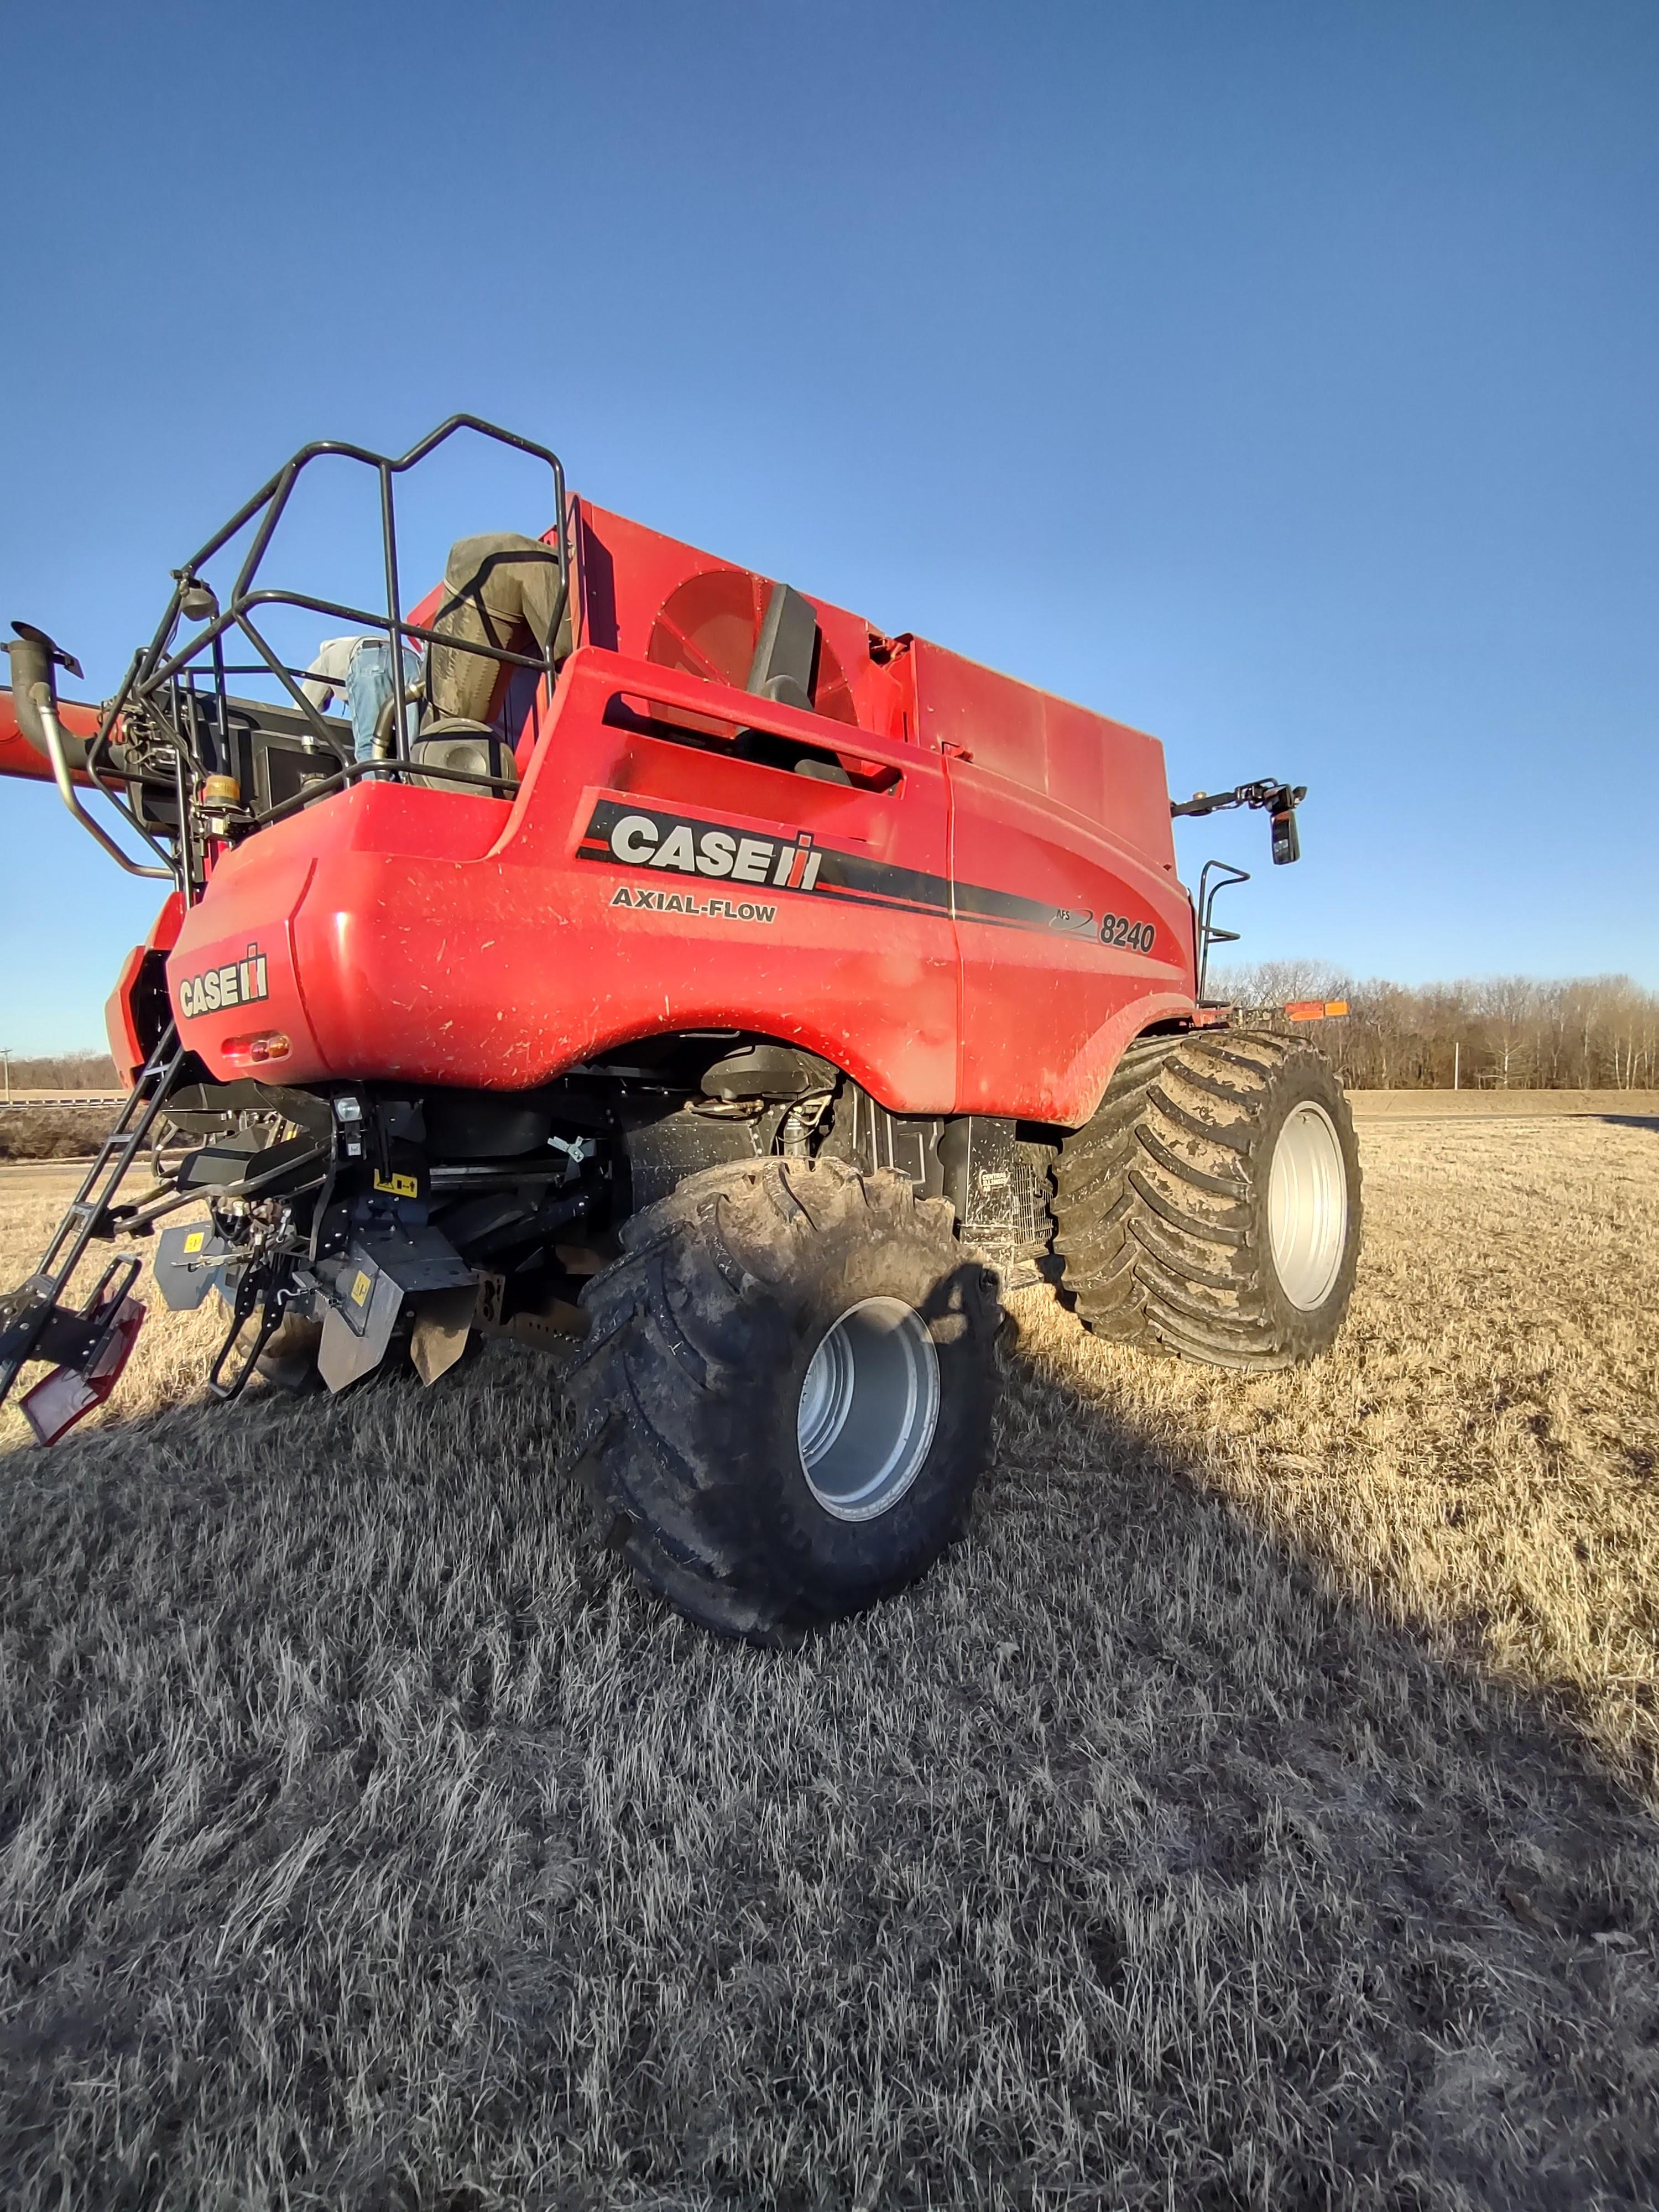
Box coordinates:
[566,1156,998,1641]
[1052,1030,1361,1368]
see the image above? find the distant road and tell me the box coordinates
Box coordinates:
[0,1094,122,1110]
[1348,1088,1659,1120]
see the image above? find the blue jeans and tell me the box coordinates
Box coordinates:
[344,641,424,763]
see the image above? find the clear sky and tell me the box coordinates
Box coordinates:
[1,0,1654,1052]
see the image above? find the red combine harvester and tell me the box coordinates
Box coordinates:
[0,419,1359,1639]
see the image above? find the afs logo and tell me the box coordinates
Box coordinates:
[176,945,270,1021]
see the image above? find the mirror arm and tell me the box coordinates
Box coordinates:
[1171,778,1307,866]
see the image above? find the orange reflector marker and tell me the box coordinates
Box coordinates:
[1283,1000,1350,1022]
[220,1030,292,1067]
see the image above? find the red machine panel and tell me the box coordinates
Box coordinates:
[944,757,1196,1120]
[168,650,962,1110]
[574,503,911,744]
[154,504,1201,1125]
[910,641,1196,1122]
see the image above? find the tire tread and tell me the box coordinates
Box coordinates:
[565,1156,994,1638]
[1052,1029,1361,1368]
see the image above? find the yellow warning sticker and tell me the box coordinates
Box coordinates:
[350,1270,373,1307]
[183,1230,206,1254]
[374,1171,419,1198]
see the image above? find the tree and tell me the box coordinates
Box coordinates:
[1206,966,1659,1089]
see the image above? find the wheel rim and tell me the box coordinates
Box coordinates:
[796,1296,941,1522]
[1267,1101,1349,1310]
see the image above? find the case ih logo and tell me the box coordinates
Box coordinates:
[581,800,824,892]
[577,792,1161,951]
[176,945,270,1021]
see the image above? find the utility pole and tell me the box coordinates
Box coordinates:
[1,1048,10,1105]
[1453,1040,1460,1092]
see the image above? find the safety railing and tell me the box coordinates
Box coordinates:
[77,416,568,881]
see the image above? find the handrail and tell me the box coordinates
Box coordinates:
[8,419,570,900]
[175,416,566,603]
[109,415,568,800]
[1195,859,1250,1001]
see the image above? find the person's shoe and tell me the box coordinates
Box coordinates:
[257,1314,324,1392]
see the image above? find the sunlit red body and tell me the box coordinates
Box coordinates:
[39,502,1201,1124]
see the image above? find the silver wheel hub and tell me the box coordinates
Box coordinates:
[796,1296,941,1522]
[1267,1101,1349,1310]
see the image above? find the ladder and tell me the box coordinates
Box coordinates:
[0,1024,186,1406]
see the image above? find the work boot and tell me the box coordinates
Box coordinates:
[257,1314,324,1393]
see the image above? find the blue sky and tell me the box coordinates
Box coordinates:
[1,0,1654,1051]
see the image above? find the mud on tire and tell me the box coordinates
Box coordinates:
[565,1156,999,1641]
[1052,1030,1361,1368]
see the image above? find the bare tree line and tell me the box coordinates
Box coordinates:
[2,1052,119,1093]
[9,972,1659,1100]
[1215,963,1659,1090]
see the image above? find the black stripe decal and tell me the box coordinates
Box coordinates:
[576,795,1149,947]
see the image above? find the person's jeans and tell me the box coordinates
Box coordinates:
[344,640,423,763]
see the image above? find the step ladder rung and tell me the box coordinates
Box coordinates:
[0,1024,186,1405]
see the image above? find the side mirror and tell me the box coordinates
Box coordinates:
[1170,774,1307,862]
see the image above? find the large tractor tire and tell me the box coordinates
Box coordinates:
[1052,1029,1360,1369]
[566,1156,999,1641]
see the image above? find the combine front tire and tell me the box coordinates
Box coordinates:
[566,1157,998,1641]
[1052,1031,1360,1368]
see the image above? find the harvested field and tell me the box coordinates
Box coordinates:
[2,1120,1658,2208]
[1347,1088,1659,1121]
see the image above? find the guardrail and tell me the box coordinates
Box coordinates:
[0,1097,123,1110]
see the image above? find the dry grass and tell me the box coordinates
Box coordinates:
[2,1121,1657,2208]
[0,1109,112,1164]
[1346,1091,1659,1120]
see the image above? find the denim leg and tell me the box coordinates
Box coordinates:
[345,642,423,762]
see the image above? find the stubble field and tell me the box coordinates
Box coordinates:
[2,1113,1657,2209]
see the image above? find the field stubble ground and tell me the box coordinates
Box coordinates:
[1,1116,1657,2208]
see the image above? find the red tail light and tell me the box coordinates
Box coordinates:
[220,1031,292,1067]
